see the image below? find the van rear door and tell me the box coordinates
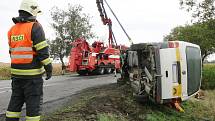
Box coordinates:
[160,48,181,99]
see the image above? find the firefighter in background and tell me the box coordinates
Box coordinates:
[6,0,52,121]
[117,50,129,84]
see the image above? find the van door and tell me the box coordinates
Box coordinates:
[160,48,181,99]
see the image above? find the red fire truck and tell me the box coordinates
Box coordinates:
[67,38,123,75]
[67,0,130,75]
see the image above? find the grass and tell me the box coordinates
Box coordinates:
[98,113,128,121]
[145,90,215,121]
[42,84,215,121]
[52,63,63,76]
[202,64,215,89]
[0,63,10,80]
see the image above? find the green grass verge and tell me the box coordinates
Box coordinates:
[98,113,128,121]
[146,94,215,121]
[202,64,215,89]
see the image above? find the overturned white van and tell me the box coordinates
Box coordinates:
[121,41,202,110]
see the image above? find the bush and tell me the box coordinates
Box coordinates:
[201,64,215,90]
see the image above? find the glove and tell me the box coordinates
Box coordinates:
[44,63,53,80]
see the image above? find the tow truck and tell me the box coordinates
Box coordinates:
[67,0,130,75]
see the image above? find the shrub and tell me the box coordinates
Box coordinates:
[201,64,215,90]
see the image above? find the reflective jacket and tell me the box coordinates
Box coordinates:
[9,22,36,64]
[8,21,52,78]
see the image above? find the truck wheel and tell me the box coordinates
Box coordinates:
[105,68,112,74]
[96,63,105,75]
[77,70,88,76]
[97,67,105,75]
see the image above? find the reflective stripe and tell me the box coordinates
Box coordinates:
[176,48,181,61]
[11,68,45,75]
[10,47,32,52]
[34,41,48,51]
[92,53,98,57]
[26,116,40,121]
[109,55,120,59]
[175,48,182,97]
[11,55,33,59]
[6,111,21,118]
[41,58,52,65]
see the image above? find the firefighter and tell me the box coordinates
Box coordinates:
[6,0,52,121]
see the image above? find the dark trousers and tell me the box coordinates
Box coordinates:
[6,77,43,121]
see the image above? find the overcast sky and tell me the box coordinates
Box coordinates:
[0,0,192,63]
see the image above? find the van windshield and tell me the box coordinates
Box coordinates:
[186,46,201,96]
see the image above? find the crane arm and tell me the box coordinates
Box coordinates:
[96,0,133,45]
[96,0,115,47]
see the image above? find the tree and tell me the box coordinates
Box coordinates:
[179,0,215,22]
[178,0,215,62]
[164,20,215,62]
[50,4,94,69]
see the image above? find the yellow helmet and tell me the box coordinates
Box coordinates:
[19,0,41,16]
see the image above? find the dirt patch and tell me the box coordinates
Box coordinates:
[42,83,215,121]
[71,85,143,121]
[43,84,160,121]
[44,84,129,120]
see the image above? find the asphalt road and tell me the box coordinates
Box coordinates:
[0,74,118,116]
